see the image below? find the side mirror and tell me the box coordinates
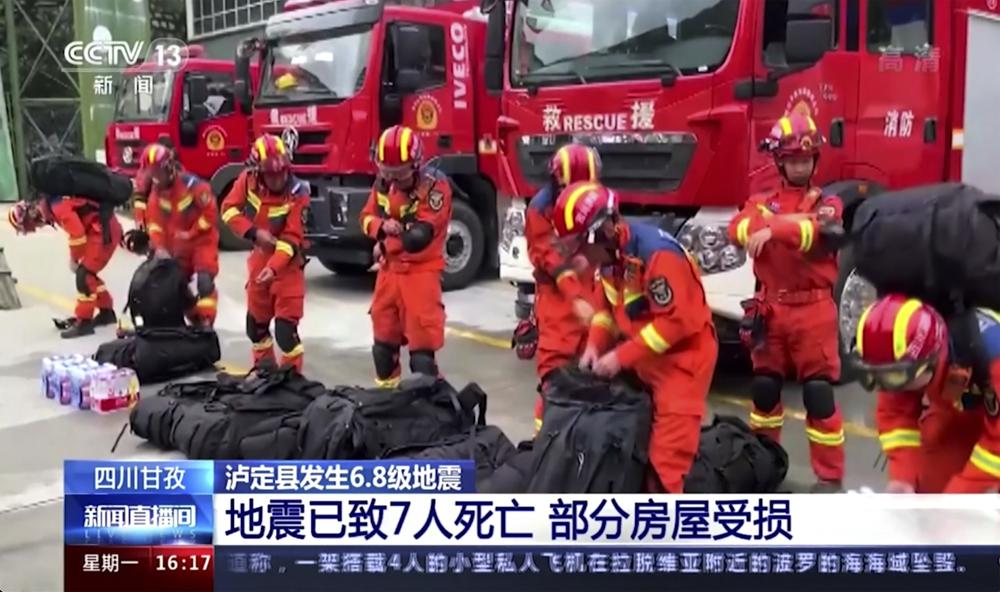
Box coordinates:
[785,17,831,65]
[187,74,209,109]
[179,120,199,148]
[394,69,423,94]
[484,0,506,94]
[393,25,430,71]
[234,79,251,113]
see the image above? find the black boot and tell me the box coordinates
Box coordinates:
[93,309,117,327]
[60,319,95,339]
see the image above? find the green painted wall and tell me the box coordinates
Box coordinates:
[75,0,150,163]
[0,72,16,201]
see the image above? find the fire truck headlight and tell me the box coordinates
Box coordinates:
[677,221,746,275]
[501,204,526,251]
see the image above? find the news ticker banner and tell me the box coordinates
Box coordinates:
[65,460,1000,591]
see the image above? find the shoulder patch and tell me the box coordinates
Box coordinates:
[428,189,445,212]
[976,309,1000,360]
[197,191,212,207]
[647,276,672,307]
[301,204,311,226]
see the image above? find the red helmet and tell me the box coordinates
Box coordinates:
[548,143,601,187]
[140,142,176,181]
[375,125,423,175]
[250,134,292,192]
[7,200,47,234]
[855,294,948,390]
[764,113,824,158]
[551,181,617,240]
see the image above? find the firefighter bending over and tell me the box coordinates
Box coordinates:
[552,181,718,493]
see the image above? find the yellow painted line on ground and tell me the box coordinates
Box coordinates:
[445,326,511,349]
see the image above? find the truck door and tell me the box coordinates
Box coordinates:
[381,14,476,162]
[750,0,854,191]
[854,0,945,187]
[176,70,247,181]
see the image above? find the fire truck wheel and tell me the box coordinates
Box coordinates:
[442,200,484,292]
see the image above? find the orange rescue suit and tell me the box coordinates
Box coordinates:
[48,195,121,321]
[222,170,310,371]
[525,183,593,430]
[587,222,718,493]
[877,308,1000,493]
[146,172,220,325]
[359,168,452,386]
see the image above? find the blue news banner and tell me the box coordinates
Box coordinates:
[65,460,1000,592]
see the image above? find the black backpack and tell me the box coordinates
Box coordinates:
[527,367,652,493]
[30,154,132,243]
[684,415,789,494]
[848,183,1000,315]
[94,326,221,384]
[297,376,487,460]
[380,426,516,482]
[129,379,220,450]
[126,257,192,328]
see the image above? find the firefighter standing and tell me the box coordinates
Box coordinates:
[221,134,310,371]
[727,112,846,492]
[8,196,121,338]
[526,143,602,433]
[552,181,718,493]
[360,125,452,387]
[140,143,220,326]
[856,294,1000,493]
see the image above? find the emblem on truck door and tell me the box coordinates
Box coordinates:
[281,126,299,154]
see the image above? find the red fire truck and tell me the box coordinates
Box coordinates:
[225,0,502,290]
[105,45,260,248]
[484,0,1000,355]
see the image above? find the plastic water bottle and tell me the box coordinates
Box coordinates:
[47,362,63,400]
[59,363,80,405]
[41,356,58,398]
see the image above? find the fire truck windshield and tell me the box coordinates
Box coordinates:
[512,0,739,86]
[258,26,373,105]
[113,71,173,122]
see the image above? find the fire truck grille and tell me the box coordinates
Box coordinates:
[517,133,696,193]
[290,130,331,167]
[115,139,143,169]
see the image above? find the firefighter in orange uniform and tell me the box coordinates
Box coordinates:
[140,143,220,326]
[7,196,121,338]
[856,294,1000,493]
[359,125,452,386]
[552,181,718,493]
[221,134,311,371]
[130,135,174,231]
[527,142,602,433]
[727,112,846,491]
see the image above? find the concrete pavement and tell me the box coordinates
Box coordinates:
[0,212,885,591]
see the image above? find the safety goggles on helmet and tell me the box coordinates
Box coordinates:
[855,357,935,392]
[378,163,416,183]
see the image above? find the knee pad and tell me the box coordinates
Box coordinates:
[409,349,438,377]
[750,373,783,412]
[802,379,836,420]
[75,265,92,295]
[372,341,400,379]
[274,318,300,353]
[195,272,215,298]
[245,313,270,342]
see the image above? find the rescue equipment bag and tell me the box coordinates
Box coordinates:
[848,183,1000,315]
[129,379,219,450]
[297,376,487,460]
[526,367,652,493]
[29,154,132,243]
[94,326,221,384]
[380,426,516,483]
[476,440,536,493]
[126,257,191,328]
[683,415,789,494]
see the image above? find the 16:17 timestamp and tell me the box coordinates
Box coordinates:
[154,553,212,571]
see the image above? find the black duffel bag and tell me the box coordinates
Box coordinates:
[96,326,221,384]
[297,376,487,460]
[476,440,536,493]
[527,367,652,493]
[683,415,789,494]
[380,425,516,482]
[129,379,220,450]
